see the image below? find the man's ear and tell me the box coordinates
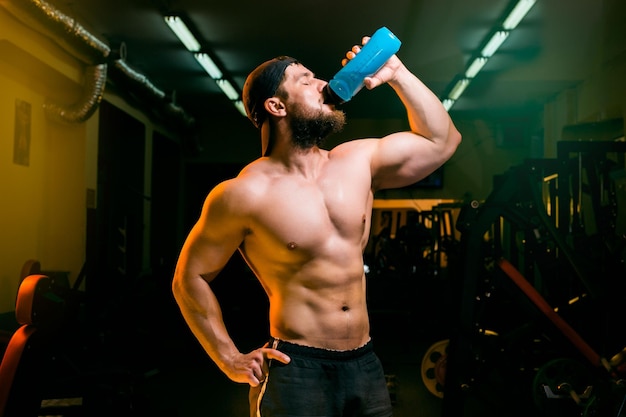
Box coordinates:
[264,97,286,118]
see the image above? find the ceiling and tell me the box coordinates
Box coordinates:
[41,0,616,128]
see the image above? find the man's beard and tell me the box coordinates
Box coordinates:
[288,105,346,150]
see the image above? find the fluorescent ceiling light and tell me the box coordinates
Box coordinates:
[164,16,201,52]
[164,15,245,118]
[481,31,509,57]
[449,78,470,100]
[465,57,488,78]
[502,0,537,30]
[194,53,223,79]
[440,0,535,111]
[234,100,247,117]
[442,99,455,111]
[216,79,239,100]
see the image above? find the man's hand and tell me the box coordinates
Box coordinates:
[224,345,291,386]
[341,36,404,90]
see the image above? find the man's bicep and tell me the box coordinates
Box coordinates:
[371,132,444,190]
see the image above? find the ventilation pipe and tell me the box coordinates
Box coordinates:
[0,0,110,65]
[0,0,194,129]
[111,58,195,129]
[42,63,108,124]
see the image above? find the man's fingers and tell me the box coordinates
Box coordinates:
[245,347,290,386]
[262,348,291,364]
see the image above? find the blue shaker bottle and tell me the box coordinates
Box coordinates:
[324,26,402,105]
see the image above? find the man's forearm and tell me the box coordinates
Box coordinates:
[173,274,239,373]
[389,65,457,146]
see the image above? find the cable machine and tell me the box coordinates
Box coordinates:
[441,140,626,417]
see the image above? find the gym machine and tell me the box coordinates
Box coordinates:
[440,140,626,416]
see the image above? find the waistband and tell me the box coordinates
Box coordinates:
[269,337,373,360]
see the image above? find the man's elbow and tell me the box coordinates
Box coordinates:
[449,119,462,144]
[171,283,181,307]
[446,124,462,156]
[171,273,186,304]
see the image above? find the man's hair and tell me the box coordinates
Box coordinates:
[242,56,299,129]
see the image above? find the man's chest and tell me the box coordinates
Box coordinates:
[251,174,372,250]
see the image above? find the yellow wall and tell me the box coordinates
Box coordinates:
[0,7,93,311]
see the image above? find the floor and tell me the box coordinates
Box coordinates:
[4,263,624,417]
[131,310,445,417]
[117,267,448,416]
[113,267,626,417]
[79,268,450,417]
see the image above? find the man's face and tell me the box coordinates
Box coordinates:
[280,64,346,149]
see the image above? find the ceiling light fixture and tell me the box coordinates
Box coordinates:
[503,0,537,30]
[449,78,470,100]
[164,14,245,118]
[440,0,537,110]
[216,79,239,101]
[164,16,201,52]
[481,31,510,58]
[443,99,455,111]
[234,100,247,117]
[194,53,223,79]
[465,57,488,78]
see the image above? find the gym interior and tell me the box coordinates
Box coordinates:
[1,0,625,416]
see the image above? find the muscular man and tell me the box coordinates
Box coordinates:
[172,34,461,417]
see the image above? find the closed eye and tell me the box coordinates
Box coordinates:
[296,71,315,85]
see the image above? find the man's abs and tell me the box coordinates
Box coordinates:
[266,277,371,351]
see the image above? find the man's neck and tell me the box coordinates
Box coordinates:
[272,145,327,177]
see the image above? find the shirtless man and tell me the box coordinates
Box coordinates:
[172,35,461,417]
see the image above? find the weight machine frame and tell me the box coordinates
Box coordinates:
[442,141,626,417]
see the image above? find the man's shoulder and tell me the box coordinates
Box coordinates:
[325,138,378,170]
[234,159,274,186]
[329,137,378,157]
[209,160,271,202]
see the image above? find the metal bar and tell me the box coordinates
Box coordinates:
[497,257,601,367]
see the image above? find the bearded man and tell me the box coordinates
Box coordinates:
[172,35,461,417]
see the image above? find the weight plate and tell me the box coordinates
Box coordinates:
[421,339,449,398]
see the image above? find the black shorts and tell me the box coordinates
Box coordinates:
[249,338,393,417]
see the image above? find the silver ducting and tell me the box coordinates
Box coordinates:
[113,59,167,101]
[43,63,108,124]
[0,0,194,129]
[0,0,110,65]
[112,60,195,129]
